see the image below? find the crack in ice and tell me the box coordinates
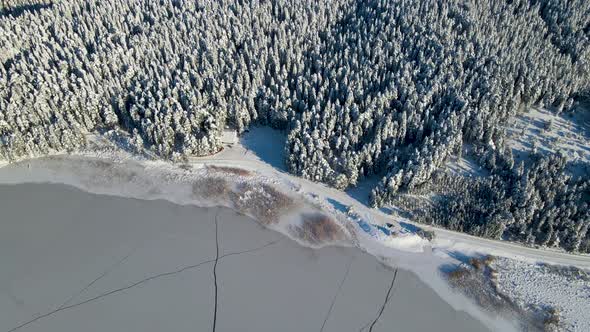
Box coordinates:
[359,268,398,332]
[212,210,220,332]
[56,246,138,310]
[319,256,354,332]
[6,236,281,332]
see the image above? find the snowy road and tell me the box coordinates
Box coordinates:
[188,129,590,269]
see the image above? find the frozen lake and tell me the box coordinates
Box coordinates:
[0,183,489,332]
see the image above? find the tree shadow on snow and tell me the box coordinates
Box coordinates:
[1,2,53,18]
[327,197,348,213]
[240,126,287,172]
[398,221,421,233]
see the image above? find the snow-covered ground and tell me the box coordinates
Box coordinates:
[445,153,490,178]
[506,107,590,174]
[0,126,589,330]
[492,258,590,331]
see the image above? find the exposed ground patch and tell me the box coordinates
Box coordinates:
[206,165,252,177]
[289,213,347,246]
[229,182,298,225]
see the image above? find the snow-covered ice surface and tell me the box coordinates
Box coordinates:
[492,257,590,332]
[0,157,507,327]
[0,183,490,332]
[0,152,517,330]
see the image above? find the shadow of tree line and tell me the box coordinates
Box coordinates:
[1,1,53,17]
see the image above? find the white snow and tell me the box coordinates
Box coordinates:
[445,153,490,178]
[506,107,590,173]
[221,129,238,145]
[492,257,590,332]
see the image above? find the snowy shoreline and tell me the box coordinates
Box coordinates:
[0,183,493,332]
[0,153,521,331]
[0,130,588,330]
